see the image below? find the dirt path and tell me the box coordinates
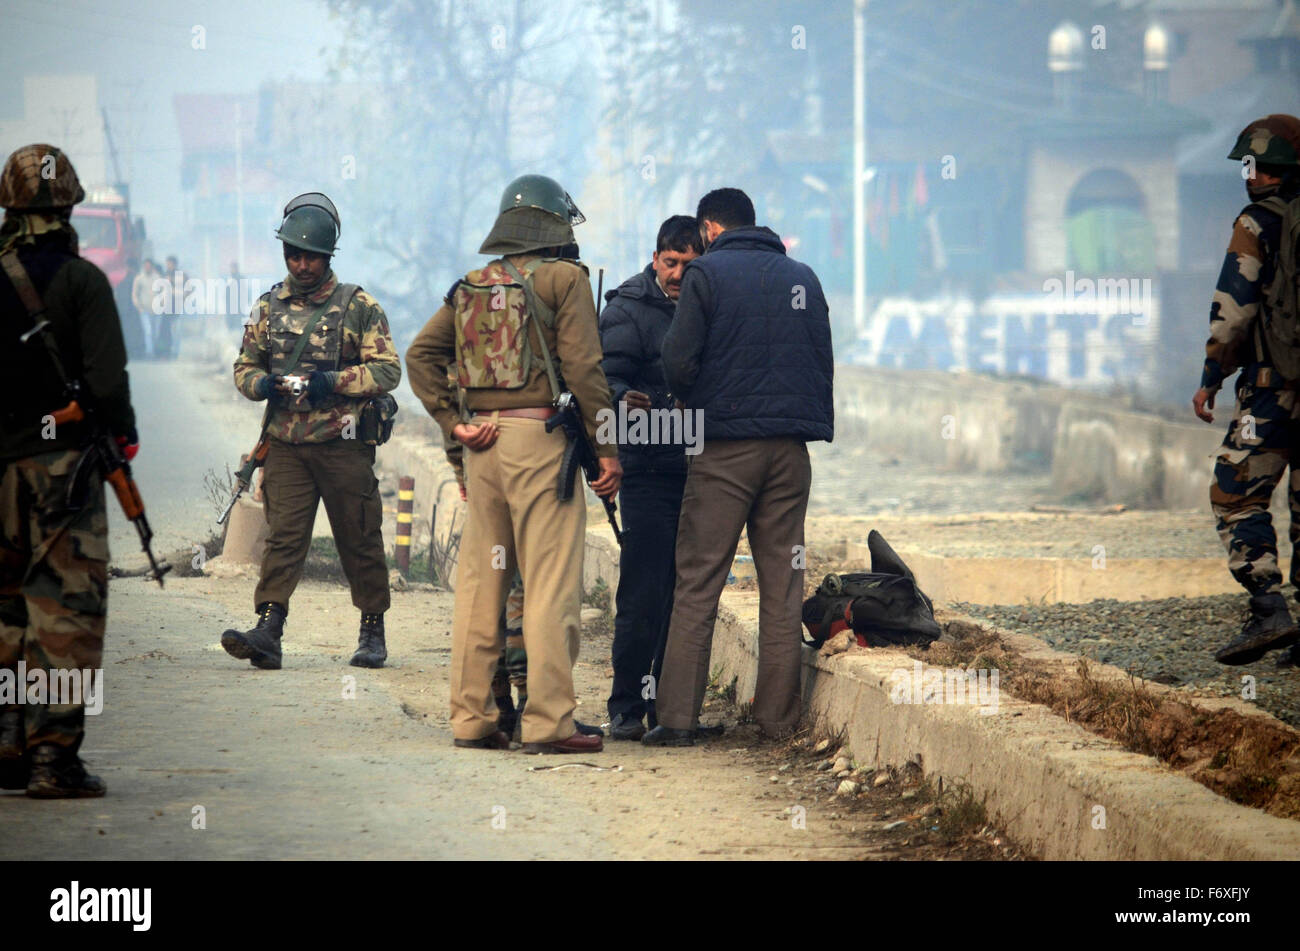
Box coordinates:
[0,572,1027,860]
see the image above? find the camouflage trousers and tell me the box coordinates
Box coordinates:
[0,449,108,750]
[1210,379,1300,596]
[490,572,527,707]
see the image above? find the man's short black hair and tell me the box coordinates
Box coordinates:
[696,188,755,230]
[656,215,704,254]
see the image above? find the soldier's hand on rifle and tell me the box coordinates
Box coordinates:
[115,428,140,462]
[624,390,652,411]
[453,420,499,451]
[1193,387,1216,423]
[589,455,622,499]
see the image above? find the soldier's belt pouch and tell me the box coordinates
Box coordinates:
[358,394,398,446]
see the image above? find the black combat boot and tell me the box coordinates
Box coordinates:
[0,705,27,791]
[496,691,519,739]
[221,602,286,670]
[350,613,387,668]
[26,743,106,799]
[1215,593,1300,666]
[1277,643,1299,669]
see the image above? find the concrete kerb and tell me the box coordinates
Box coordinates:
[845,542,1286,604]
[708,591,1300,860]
[379,430,1300,858]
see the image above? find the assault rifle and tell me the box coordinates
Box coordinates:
[19,324,170,587]
[2,250,169,587]
[546,391,622,545]
[217,427,269,526]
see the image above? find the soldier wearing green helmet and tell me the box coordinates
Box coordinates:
[223,192,401,672]
[406,174,619,754]
[1193,114,1300,669]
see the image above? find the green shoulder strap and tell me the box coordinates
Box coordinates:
[502,259,562,402]
[261,282,354,429]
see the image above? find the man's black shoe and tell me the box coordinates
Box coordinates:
[25,743,106,798]
[574,719,605,737]
[641,725,695,747]
[1215,593,1300,665]
[610,713,646,741]
[222,602,286,670]
[350,612,387,668]
[0,706,27,790]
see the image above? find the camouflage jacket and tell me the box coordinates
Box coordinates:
[233,271,401,443]
[406,256,615,456]
[1202,198,1290,392]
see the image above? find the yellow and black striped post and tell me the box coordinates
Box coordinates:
[396,476,414,575]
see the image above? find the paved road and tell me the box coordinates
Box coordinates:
[0,581,624,860]
[109,359,250,563]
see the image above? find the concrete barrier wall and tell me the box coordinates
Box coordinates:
[1050,403,1221,510]
[834,366,1222,508]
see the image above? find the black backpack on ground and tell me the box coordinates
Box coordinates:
[801,530,941,649]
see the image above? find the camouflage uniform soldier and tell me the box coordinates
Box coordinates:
[221,193,400,670]
[407,174,620,753]
[1193,115,1300,667]
[0,144,137,797]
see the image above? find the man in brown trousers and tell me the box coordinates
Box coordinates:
[406,174,619,754]
[643,187,834,746]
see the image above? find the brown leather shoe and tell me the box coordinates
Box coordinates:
[453,730,511,750]
[522,732,604,754]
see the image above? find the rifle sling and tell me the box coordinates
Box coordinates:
[1,248,78,406]
[261,284,358,438]
[502,259,562,403]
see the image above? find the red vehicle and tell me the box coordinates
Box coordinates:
[72,186,147,290]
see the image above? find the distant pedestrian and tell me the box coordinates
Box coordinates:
[154,254,179,359]
[116,256,146,359]
[132,258,157,356]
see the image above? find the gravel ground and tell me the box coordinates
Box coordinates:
[953,592,1300,728]
[806,510,1230,560]
[807,441,1054,517]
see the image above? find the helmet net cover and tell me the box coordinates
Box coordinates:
[478,206,576,256]
[0,144,85,210]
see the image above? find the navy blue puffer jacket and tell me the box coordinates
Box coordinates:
[662,226,833,442]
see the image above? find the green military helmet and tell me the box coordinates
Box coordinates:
[274,192,341,254]
[0,143,85,210]
[1228,114,1300,167]
[479,174,585,255]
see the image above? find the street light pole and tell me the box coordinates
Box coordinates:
[853,0,868,335]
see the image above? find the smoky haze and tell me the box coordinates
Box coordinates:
[1,0,1288,539]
